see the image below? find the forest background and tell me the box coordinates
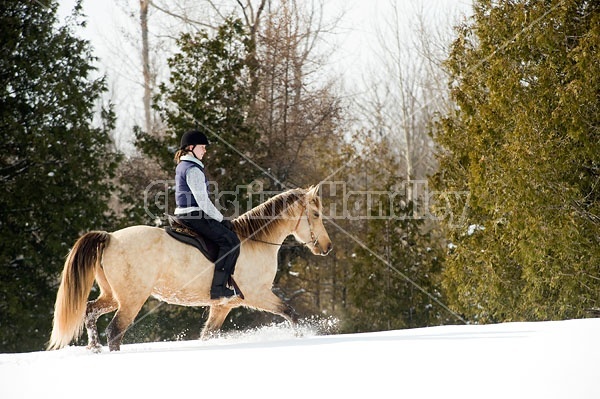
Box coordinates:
[1,0,598,353]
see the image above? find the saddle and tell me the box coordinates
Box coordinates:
[165,215,219,263]
[165,215,245,300]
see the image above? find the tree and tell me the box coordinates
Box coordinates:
[140,0,153,135]
[342,135,446,332]
[337,1,462,331]
[154,0,346,189]
[360,1,452,196]
[246,0,349,325]
[248,0,344,190]
[137,17,258,188]
[432,0,600,322]
[0,0,120,352]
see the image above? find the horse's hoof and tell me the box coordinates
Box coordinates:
[86,344,103,354]
[200,331,219,341]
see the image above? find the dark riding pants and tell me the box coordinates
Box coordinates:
[179,212,240,275]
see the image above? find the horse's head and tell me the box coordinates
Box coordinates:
[293,185,333,256]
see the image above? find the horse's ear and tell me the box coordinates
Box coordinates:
[306,184,321,202]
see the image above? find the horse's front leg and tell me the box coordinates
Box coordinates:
[201,304,233,340]
[282,302,299,324]
[245,292,299,326]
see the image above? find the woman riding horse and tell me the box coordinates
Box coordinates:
[47,181,332,351]
[173,130,240,300]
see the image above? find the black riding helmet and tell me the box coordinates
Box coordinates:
[180,130,209,149]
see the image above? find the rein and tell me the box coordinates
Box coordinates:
[244,237,308,248]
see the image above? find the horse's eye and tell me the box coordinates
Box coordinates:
[313,212,320,218]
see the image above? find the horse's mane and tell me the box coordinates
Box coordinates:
[233,188,307,242]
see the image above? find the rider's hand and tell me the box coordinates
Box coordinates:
[221,219,234,231]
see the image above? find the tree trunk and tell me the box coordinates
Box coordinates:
[140,0,152,134]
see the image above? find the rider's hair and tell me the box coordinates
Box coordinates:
[174,147,192,164]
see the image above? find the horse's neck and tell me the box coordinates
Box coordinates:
[271,218,297,245]
[242,216,297,248]
[236,196,305,246]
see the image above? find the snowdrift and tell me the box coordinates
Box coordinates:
[1,318,599,399]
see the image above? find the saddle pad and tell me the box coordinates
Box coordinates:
[165,226,219,263]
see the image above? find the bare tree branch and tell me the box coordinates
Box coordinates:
[149,0,217,29]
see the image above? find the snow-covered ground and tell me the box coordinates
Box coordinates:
[1,318,599,399]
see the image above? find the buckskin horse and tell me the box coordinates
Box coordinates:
[48,185,332,351]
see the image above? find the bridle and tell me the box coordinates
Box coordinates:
[293,202,321,249]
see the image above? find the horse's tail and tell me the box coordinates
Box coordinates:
[47,231,110,350]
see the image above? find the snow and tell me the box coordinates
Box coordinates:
[1,318,599,399]
[467,224,485,236]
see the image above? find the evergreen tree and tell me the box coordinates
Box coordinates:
[137,18,259,189]
[131,17,261,230]
[344,137,445,332]
[432,0,600,322]
[0,0,120,352]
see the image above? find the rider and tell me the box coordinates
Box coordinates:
[174,129,240,300]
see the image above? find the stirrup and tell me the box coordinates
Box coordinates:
[210,286,236,300]
[227,276,245,299]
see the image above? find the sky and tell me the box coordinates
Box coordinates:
[56,0,473,152]
[2,318,600,398]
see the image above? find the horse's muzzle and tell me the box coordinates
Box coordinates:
[320,242,333,256]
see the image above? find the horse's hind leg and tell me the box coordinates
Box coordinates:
[85,295,117,352]
[201,305,233,340]
[85,267,117,352]
[106,300,146,352]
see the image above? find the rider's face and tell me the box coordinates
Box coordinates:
[192,145,206,160]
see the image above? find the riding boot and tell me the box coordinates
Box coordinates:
[210,270,236,299]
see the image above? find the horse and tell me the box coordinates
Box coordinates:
[47,185,332,352]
